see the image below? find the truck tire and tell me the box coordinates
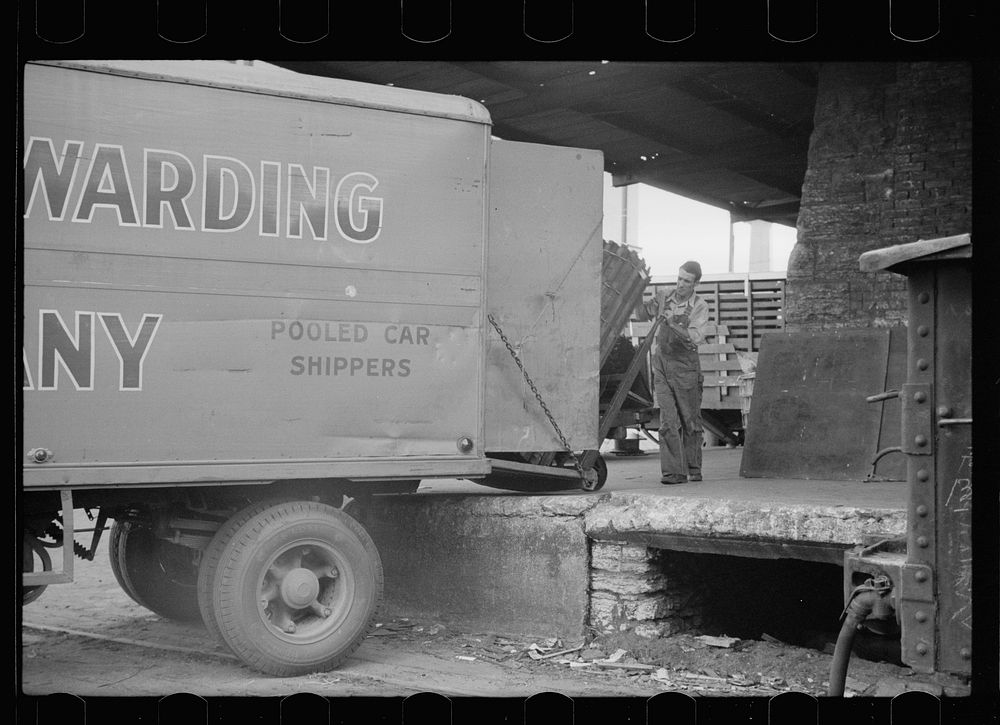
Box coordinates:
[202,500,383,676]
[108,520,201,621]
[196,499,282,649]
[22,534,50,605]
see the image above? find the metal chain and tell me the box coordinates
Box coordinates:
[41,519,92,559]
[487,314,588,484]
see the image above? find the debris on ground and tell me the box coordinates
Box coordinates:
[591,661,656,672]
[530,644,585,661]
[306,672,342,685]
[355,620,966,697]
[695,635,741,649]
[843,676,868,694]
[369,618,416,636]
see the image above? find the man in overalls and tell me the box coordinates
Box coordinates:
[636,260,710,484]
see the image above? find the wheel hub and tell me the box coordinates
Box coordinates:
[279,568,320,609]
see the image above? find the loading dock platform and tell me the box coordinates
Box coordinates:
[366,445,908,641]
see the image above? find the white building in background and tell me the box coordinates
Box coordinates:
[602,175,796,278]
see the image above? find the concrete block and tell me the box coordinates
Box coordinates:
[589,591,621,625]
[634,621,686,639]
[625,594,673,621]
[584,494,907,545]
[591,541,660,574]
[367,494,590,640]
[590,590,672,624]
[590,570,668,596]
[589,591,689,637]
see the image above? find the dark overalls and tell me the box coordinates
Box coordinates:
[651,297,704,480]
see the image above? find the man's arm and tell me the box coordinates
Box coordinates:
[634,290,661,322]
[685,296,711,347]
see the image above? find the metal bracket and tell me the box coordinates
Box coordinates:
[900,563,937,672]
[843,549,903,605]
[900,383,933,455]
[22,490,75,587]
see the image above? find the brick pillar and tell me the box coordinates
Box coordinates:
[786,62,972,331]
[589,541,706,637]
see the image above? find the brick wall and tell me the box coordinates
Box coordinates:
[785,62,972,329]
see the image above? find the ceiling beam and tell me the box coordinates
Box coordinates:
[445,63,812,198]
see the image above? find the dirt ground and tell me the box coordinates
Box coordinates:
[19,546,967,700]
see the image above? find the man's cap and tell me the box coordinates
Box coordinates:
[680,260,702,280]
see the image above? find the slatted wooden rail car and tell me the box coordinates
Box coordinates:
[637,273,786,353]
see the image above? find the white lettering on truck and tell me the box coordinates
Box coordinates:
[287,164,330,241]
[72,144,141,226]
[202,155,256,233]
[25,310,162,392]
[23,138,84,221]
[143,148,197,230]
[23,137,383,244]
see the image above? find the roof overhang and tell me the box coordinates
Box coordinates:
[274,61,819,227]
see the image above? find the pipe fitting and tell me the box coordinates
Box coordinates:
[828,576,895,697]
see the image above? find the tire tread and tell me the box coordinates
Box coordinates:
[209,501,383,676]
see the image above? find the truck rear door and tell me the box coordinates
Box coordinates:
[485,139,603,453]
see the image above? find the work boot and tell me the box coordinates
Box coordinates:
[660,474,688,485]
[688,472,703,482]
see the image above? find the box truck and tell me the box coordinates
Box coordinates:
[21,60,606,675]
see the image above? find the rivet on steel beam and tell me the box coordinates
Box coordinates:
[937,406,952,418]
[916,643,928,655]
[917,469,929,482]
[917,325,929,337]
[916,504,929,517]
[914,435,928,447]
[915,610,928,623]
[914,391,927,403]
[917,359,929,371]
[961,648,972,660]
[915,570,929,583]
[918,291,930,304]
[917,536,929,548]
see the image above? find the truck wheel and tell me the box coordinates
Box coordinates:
[22,534,50,605]
[582,454,608,491]
[203,501,383,676]
[108,520,201,621]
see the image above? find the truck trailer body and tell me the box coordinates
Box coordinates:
[21,60,603,675]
